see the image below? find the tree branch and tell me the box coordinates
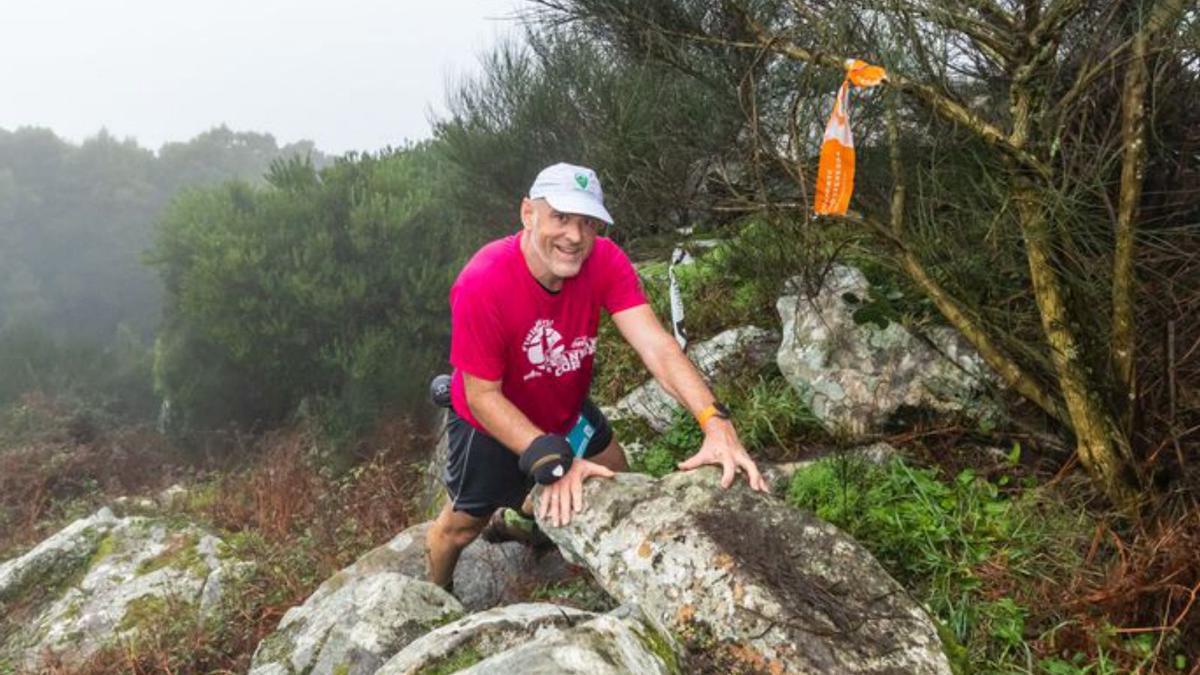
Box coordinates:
[893,0,1017,65]
[734,4,1053,179]
[881,102,1067,423]
[1111,0,1192,424]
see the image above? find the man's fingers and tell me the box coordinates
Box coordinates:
[739,456,769,493]
[677,451,706,471]
[538,489,551,522]
[587,463,616,479]
[720,458,736,489]
[559,483,572,526]
[571,477,584,514]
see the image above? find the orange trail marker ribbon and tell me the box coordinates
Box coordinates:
[814,59,887,216]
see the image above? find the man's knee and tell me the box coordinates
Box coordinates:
[430,506,488,549]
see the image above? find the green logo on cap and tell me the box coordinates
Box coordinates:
[574,173,589,189]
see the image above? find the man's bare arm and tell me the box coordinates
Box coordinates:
[612,304,768,491]
[461,372,543,454]
[611,304,718,415]
[462,371,615,525]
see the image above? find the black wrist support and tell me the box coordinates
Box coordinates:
[519,435,573,485]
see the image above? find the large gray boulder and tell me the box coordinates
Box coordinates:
[346,521,575,613]
[459,605,679,675]
[536,469,952,674]
[249,520,579,675]
[0,507,117,606]
[777,265,1000,437]
[613,326,779,432]
[376,602,595,675]
[249,570,461,675]
[1,509,249,671]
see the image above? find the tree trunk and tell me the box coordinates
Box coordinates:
[883,103,1066,424]
[1012,175,1141,511]
[1111,0,1190,428]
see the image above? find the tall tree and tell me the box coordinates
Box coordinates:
[531,0,1199,509]
[436,24,746,240]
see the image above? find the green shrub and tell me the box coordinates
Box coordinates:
[786,457,1087,671]
[713,374,824,458]
[629,409,704,478]
[149,144,478,440]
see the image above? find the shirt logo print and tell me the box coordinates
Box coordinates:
[522,319,597,381]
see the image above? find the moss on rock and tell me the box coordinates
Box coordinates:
[87,533,118,569]
[136,532,207,579]
[117,594,170,633]
[635,625,682,675]
[416,645,484,675]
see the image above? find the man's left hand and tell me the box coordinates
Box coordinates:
[537,457,615,528]
[677,420,769,492]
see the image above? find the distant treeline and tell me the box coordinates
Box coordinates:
[0,127,329,418]
[0,22,748,438]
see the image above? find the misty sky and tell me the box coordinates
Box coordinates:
[0,0,524,154]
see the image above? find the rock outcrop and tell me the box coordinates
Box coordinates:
[249,572,461,675]
[376,602,595,674]
[1,509,249,671]
[613,326,779,432]
[0,507,117,606]
[249,521,582,674]
[777,265,1000,437]
[536,468,952,674]
[357,521,575,612]
[458,605,678,674]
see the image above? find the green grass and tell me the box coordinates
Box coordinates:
[623,371,825,478]
[785,456,1100,673]
[627,409,704,478]
[417,646,484,675]
[528,576,617,613]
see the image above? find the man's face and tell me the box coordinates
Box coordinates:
[521,198,602,281]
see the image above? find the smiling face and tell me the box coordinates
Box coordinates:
[520,197,602,290]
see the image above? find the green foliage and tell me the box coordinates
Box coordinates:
[786,457,1087,671]
[529,576,617,613]
[0,126,328,422]
[713,374,824,457]
[628,409,704,478]
[0,320,157,421]
[622,369,824,476]
[417,646,484,675]
[593,231,789,406]
[149,142,480,437]
[436,23,743,242]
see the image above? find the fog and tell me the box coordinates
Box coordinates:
[0,0,520,153]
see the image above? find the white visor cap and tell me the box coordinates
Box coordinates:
[528,162,614,226]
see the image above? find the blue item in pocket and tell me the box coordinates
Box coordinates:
[565,414,595,458]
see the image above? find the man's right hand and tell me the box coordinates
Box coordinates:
[537,458,615,528]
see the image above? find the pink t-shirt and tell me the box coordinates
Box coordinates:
[449,231,647,437]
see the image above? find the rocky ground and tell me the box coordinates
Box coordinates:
[1,263,1002,673]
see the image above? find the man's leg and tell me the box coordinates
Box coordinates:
[426,498,489,590]
[587,437,629,472]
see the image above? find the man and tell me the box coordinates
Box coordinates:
[426,162,767,591]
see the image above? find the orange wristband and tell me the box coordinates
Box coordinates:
[696,403,728,429]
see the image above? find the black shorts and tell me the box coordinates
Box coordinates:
[442,399,613,518]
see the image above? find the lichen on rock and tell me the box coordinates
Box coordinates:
[536,468,953,674]
[0,509,247,671]
[776,265,1002,438]
[248,572,463,675]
